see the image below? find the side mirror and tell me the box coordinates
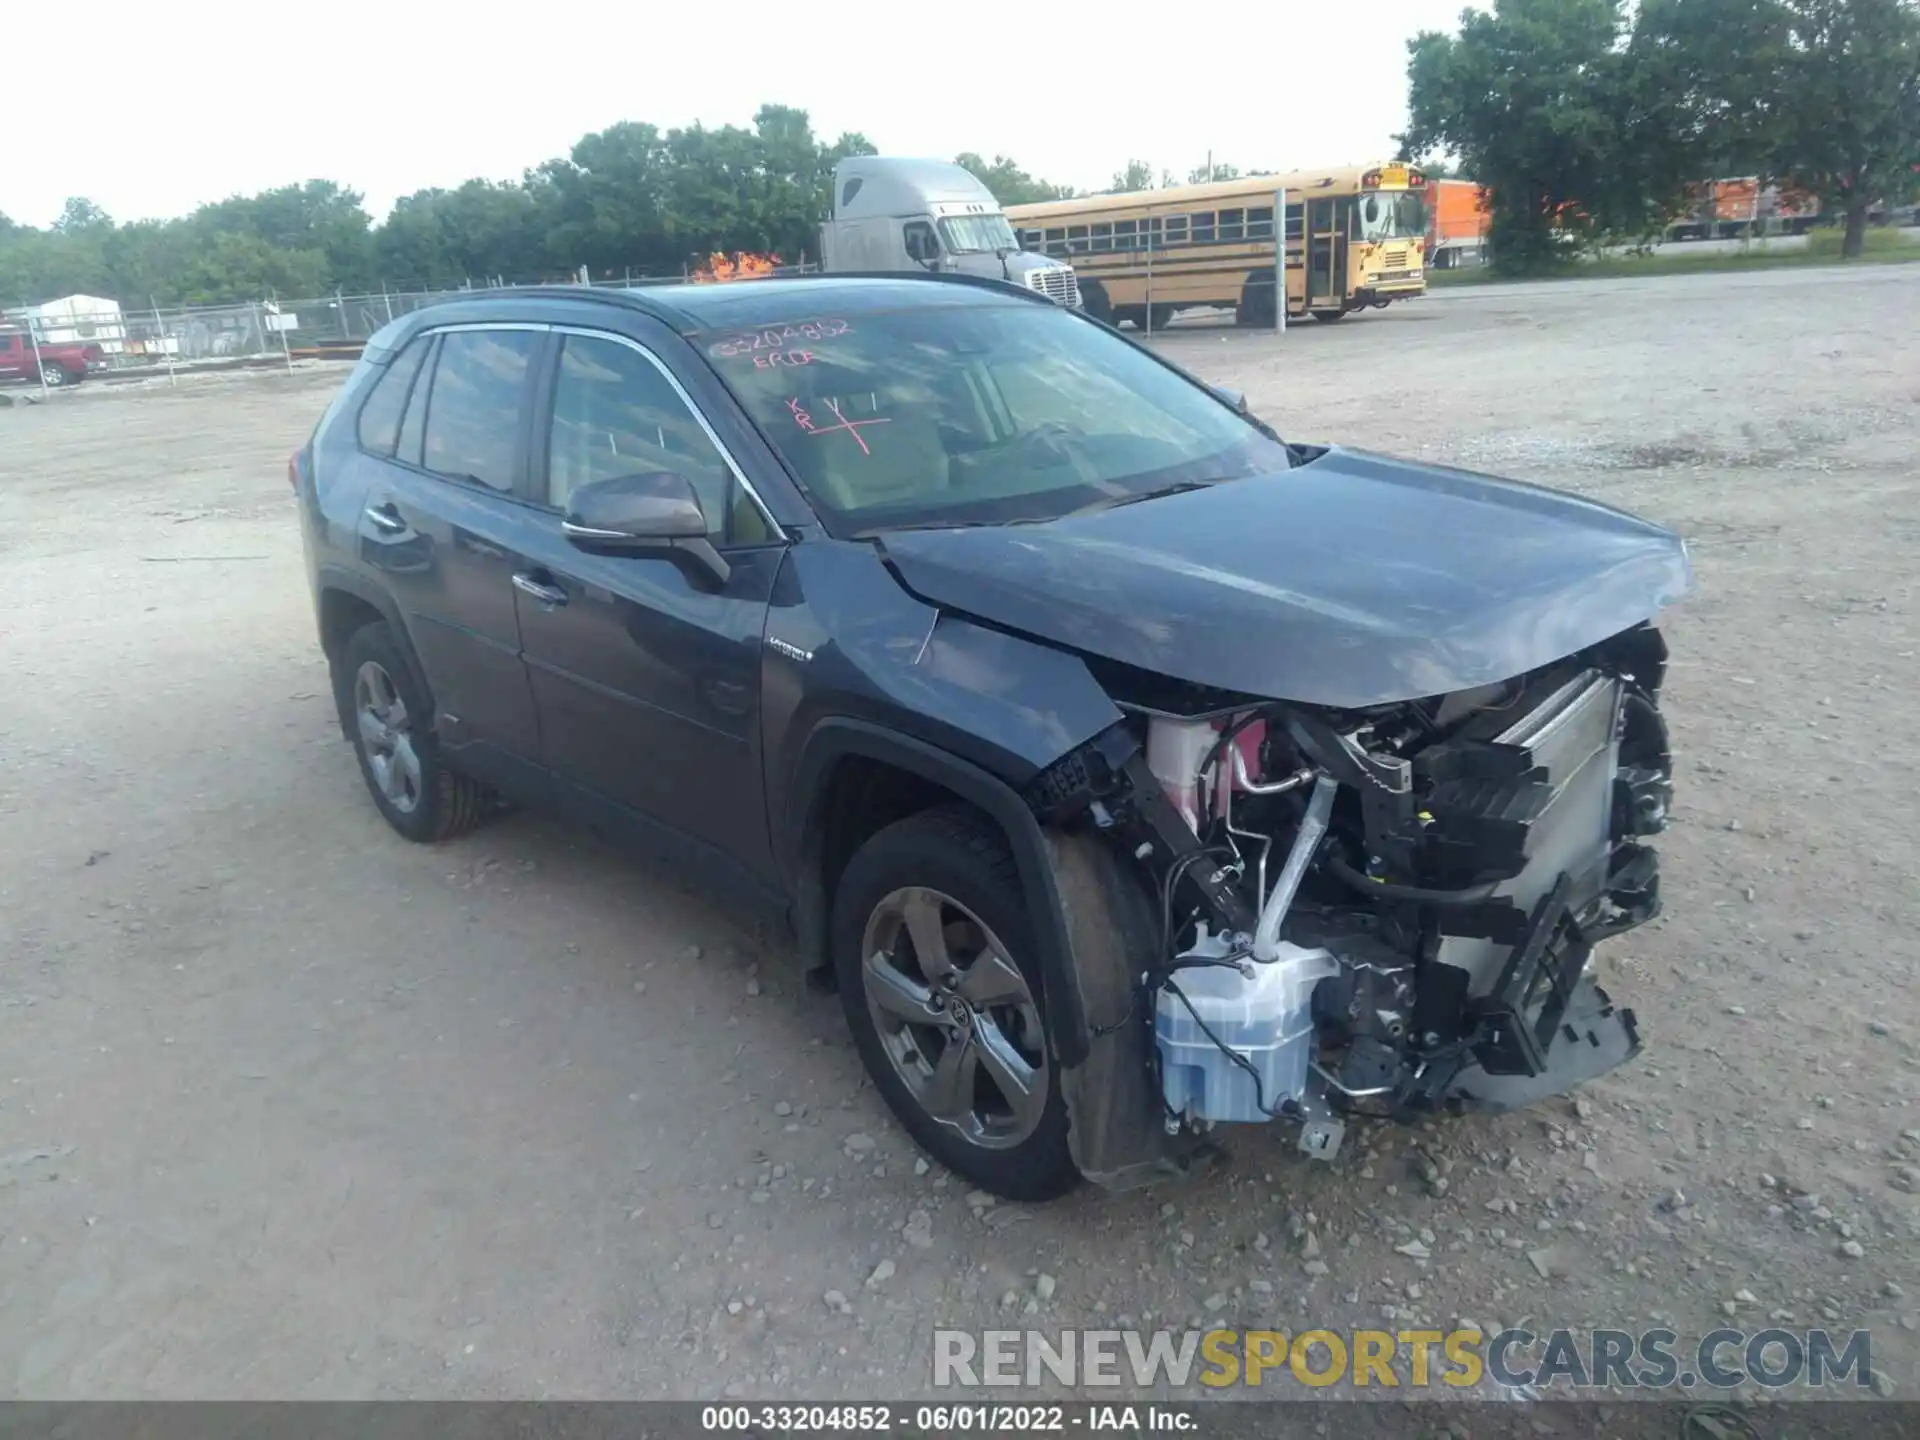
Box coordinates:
[563,471,730,587]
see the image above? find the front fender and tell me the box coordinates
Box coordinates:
[785,718,1093,1067]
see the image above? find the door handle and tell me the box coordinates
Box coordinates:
[511,571,569,607]
[363,502,407,534]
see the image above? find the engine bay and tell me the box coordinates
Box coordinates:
[1025,622,1675,1160]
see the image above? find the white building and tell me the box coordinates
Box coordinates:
[6,294,129,353]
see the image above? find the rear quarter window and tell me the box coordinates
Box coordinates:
[355,337,430,456]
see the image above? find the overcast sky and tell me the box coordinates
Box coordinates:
[6,0,1466,228]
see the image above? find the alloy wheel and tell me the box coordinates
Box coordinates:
[353,660,422,814]
[859,886,1048,1150]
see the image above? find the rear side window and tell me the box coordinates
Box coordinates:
[420,329,541,492]
[355,337,429,455]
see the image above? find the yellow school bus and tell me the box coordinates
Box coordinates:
[1006,163,1428,328]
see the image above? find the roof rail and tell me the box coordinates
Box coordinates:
[390,269,1059,337]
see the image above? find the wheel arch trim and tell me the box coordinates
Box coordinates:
[786,717,1090,1067]
[314,565,435,720]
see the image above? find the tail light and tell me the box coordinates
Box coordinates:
[287,451,302,491]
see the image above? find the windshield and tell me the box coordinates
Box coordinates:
[1354,190,1427,242]
[699,302,1290,533]
[938,214,1018,253]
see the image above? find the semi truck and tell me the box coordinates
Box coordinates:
[1425,178,1490,269]
[1665,179,1823,241]
[819,158,1082,307]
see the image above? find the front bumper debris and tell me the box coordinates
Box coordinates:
[1443,976,1640,1113]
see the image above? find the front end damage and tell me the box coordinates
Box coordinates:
[1027,624,1676,1188]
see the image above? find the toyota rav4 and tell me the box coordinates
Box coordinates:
[294,275,1690,1201]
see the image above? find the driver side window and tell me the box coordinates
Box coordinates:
[903,221,939,263]
[546,333,769,544]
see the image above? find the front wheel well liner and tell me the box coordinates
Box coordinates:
[786,719,1091,1067]
[812,757,962,931]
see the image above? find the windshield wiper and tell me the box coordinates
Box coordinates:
[853,519,1007,538]
[1064,477,1235,518]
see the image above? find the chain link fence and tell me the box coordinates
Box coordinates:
[4,261,824,388]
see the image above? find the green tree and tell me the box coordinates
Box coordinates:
[1401,0,1689,271]
[1634,0,1793,179]
[170,231,329,303]
[1188,161,1240,183]
[52,197,112,234]
[195,180,376,289]
[1107,159,1158,192]
[953,153,1075,204]
[378,180,554,286]
[1773,0,1920,255]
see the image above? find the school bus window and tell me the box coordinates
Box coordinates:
[1114,220,1137,250]
[1247,207,1273,239]
[1219,208,1245,241]
[1285,207,1304,242]
[1067,224,1089,254]
[1192,212,1216,243]
[1091,222,1113,252]
[1043,227,1066,257]
[1163,215,1189,244]
[1019,229,1041,250]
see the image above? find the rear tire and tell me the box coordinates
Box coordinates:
[39,365,69,388]
[335,620,488,843]
[1235,274,1277,327]
[832,805,1078,1201]
[1311,309,1347,324]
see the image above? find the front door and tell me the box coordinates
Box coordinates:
[1306,196,1346,311]
[356,325,544,789]
[510,326,786,879]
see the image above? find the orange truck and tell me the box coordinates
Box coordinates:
[1666,178,1822,240]
[1425,178,1490,268]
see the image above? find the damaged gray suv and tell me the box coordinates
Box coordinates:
[295,273,1690,1201]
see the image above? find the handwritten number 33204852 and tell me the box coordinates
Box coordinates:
[711,318,850,361]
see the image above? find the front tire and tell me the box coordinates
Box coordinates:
[832,806,1078,1201]
[335,620,488,843]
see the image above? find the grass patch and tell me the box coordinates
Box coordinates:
[1429,226,1920,286]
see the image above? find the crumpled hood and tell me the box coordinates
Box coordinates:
[877,446,1692,708]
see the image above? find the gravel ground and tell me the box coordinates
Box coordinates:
[1,265,1916,1402]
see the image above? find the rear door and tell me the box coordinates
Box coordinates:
[509,323,787,878]
[355,323,546,792]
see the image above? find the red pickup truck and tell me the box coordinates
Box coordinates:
[0,329,106,387]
